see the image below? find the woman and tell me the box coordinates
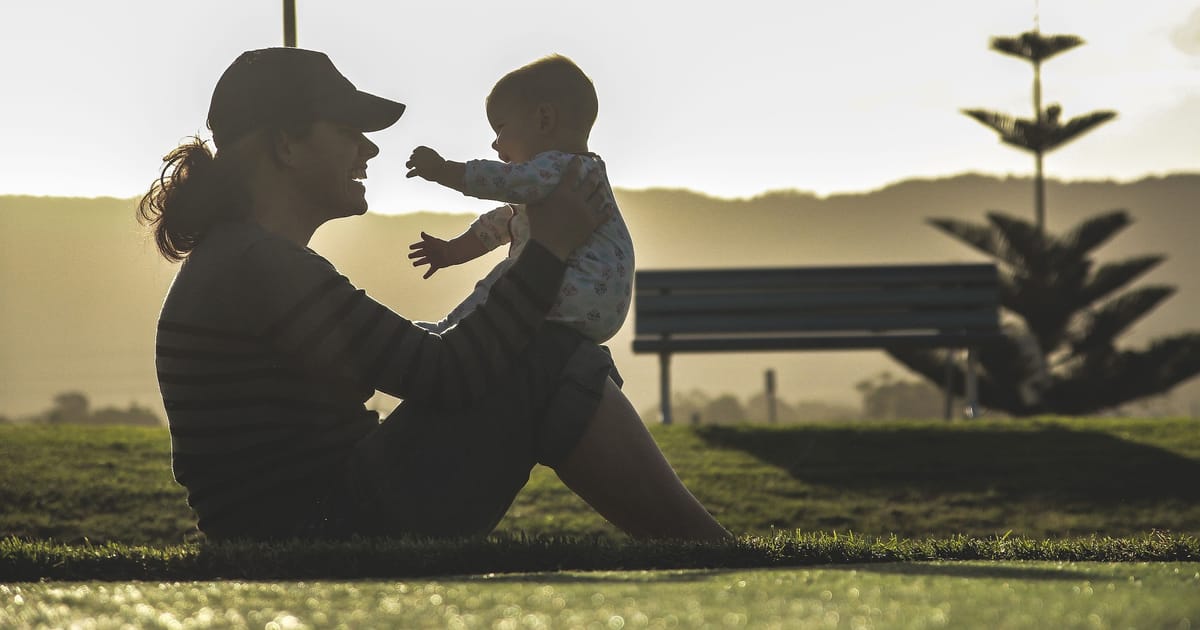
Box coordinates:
[139,47,728,541]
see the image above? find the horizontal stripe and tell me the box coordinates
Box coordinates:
[171,422,373,464]
[509,272,551,312]
[170,420,321,439]
[475,304,516,362]
[262,274,344,339]
[158,319,260,342]
[489,288,534,339]
[336,299,387,365]
[164,396,349,412]
[170,428,297,457]
[398,332,426,396]
[168,406,367,435]
[156,366,302,385]
[445,341,469,401]
[156,345,273,362]
[455,316,488,390]
[364,323,410,385]
[298,288,366,351]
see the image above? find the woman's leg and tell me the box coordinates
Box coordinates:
[341,394,541,538]
[339,324,598,539]
[553,378,732,541]
[341,325,728,541]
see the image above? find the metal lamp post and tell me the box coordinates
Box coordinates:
[283,0,296,47]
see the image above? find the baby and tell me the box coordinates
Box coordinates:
[406,55,633,343]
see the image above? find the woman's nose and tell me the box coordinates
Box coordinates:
[491,139,499,152]
[362,135,380,160]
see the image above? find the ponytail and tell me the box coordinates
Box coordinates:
[137,136,249,262]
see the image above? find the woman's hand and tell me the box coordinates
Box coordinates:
[526,157,611,261]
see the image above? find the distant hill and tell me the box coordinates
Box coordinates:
[2,172,1198,420]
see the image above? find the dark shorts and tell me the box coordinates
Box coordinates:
[303,323,620,539]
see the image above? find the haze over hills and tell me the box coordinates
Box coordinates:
[2,172,1198,421]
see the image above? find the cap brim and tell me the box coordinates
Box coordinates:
[328,90,405,132]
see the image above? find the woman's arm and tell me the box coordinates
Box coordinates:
[246,236,564,407]
[247,158,605,408]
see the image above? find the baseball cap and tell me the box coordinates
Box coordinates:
[207,47,406,149]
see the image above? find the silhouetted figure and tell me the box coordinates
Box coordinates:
[406,55,633,344]
[138,48,728,542]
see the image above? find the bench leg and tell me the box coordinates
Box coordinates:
[942,350,955,421]
[965,348,980,419]
[659,352,673,425]
[765,368,777,424]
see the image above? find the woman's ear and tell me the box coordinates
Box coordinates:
[269,128,299,167]
[536,103,557,134]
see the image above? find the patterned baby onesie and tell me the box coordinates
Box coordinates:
[420,151,633,343]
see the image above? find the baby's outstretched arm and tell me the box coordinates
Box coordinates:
[411,149,590,208]
[464,153,573,205]
[406,146,468,194]
[408,230,488,279]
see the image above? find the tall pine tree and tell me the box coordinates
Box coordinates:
[889,29,1200,416]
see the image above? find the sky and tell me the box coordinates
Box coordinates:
[2,0,1199,216]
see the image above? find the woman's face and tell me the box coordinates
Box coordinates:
[289,120,380,219]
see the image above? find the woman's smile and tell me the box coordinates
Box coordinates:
[349,165,367,192]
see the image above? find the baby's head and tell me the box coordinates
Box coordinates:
[485,55,597,163]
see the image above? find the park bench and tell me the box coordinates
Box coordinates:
[632,263,1003,423]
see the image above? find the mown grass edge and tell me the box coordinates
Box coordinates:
[3,531,1197,581]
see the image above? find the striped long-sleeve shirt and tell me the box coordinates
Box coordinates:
[155,220,564,536]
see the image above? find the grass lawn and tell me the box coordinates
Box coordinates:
[4,562,1199,629]
[2,418,1198,544]
[3,419,1199,625]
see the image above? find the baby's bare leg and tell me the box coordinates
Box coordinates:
[553,378,731,541]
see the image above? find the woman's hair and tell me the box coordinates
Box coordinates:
[138,120,315,262]
[137,136,252,263]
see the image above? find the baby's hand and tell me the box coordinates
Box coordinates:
[408,231,452,279]
[406,146,445,181]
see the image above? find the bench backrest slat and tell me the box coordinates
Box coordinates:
[637,287,999,315]
[637,309,999,335]
[636,264,997,292]
[632,331,1005,353]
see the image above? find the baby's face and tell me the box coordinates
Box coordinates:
[487,99,541,164]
